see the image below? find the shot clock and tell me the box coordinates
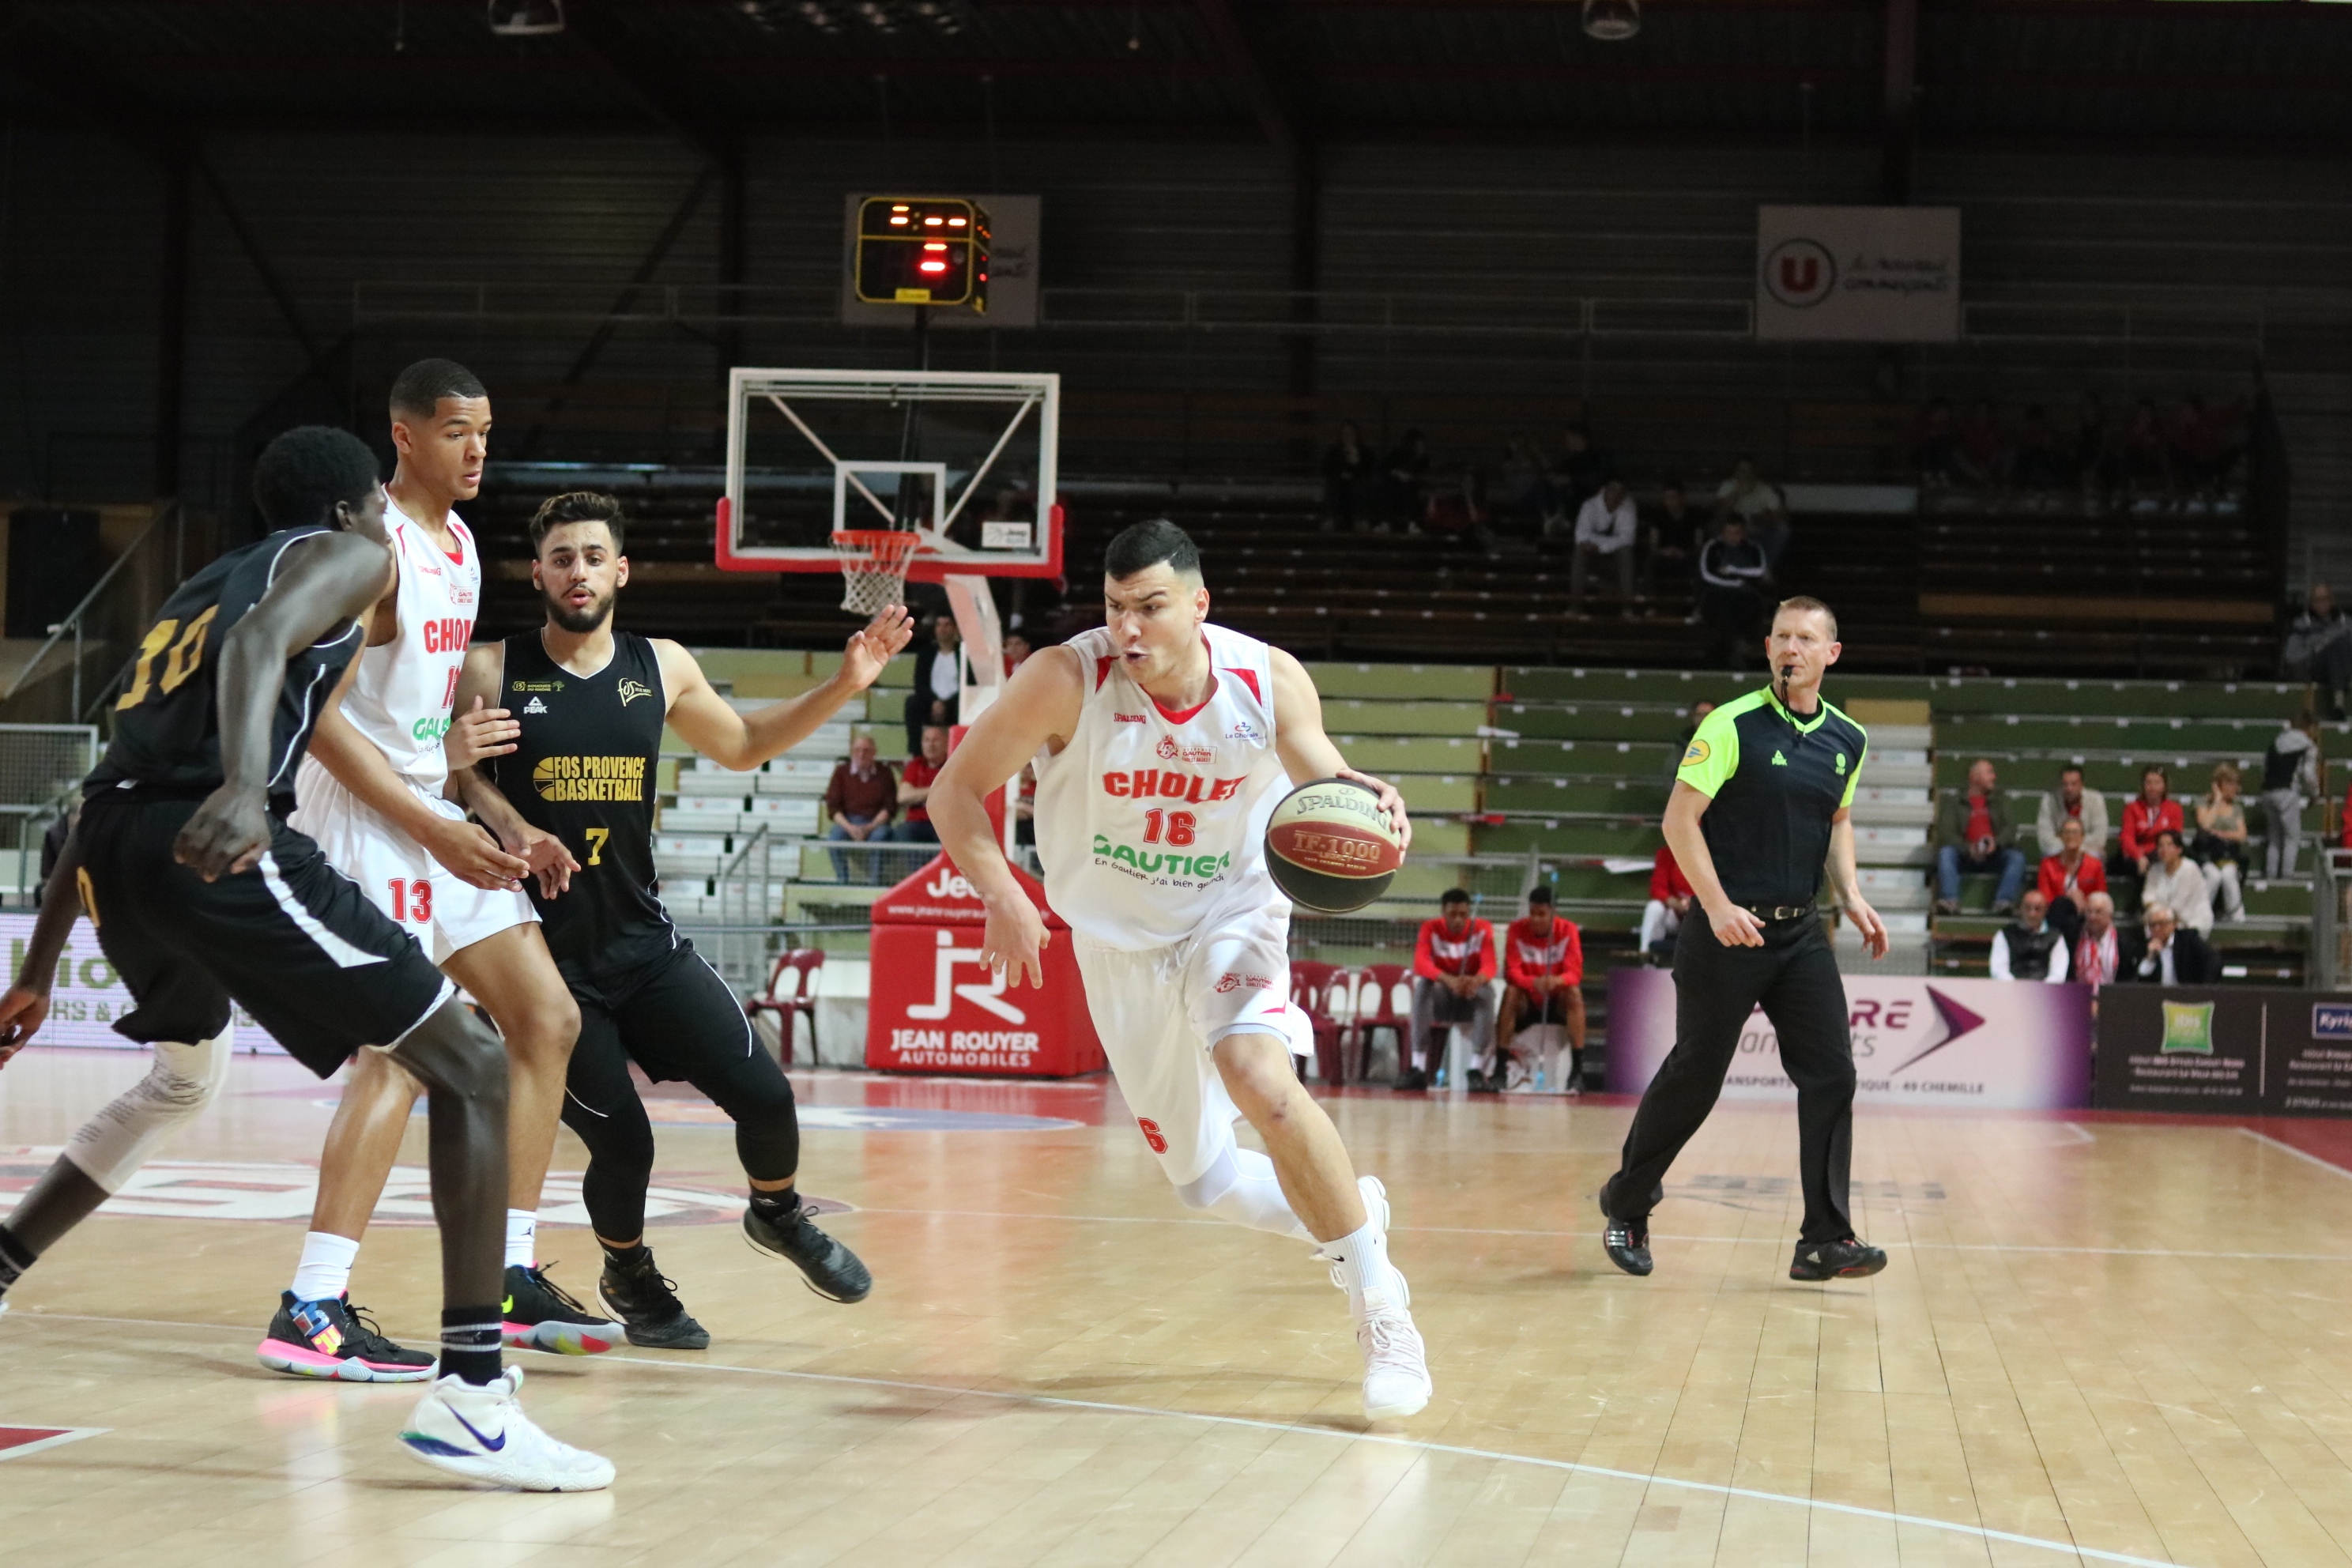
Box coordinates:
[853,197,991,312]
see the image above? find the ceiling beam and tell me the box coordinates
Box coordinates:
[1189,0,1303,163]
[563,0,737,166]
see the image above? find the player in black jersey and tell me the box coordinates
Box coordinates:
[445,491,911,1348]
[0,428,611,1489]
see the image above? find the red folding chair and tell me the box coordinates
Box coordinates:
[746,948,825,1065]
[1288,959,1348,1086]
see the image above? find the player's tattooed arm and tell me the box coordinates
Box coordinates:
[933,646,1086,989]
[655,605,914,771]
[175,531,396,883]
[446,643,578,899]
[0,806,81,1062]
[1267,647,1413,854]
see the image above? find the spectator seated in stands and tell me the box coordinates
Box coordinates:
[2074,891,2123,990]
[1423,466,1489,541]
[2283,582,2352,722]
[1401,889,1496,1092]
[2071,391,2114,499]
[2037,817,2106,946]
[2139,827,2215,937]
[1913,397,1959,487]
[1713,455,1790,566]
[1381,429,1431,530]
[895,724,949,845]
[1494,435,1547,533]
[824,732,897,882]
[1642,842,1695,960]
[2036,763,2111,859]
[1955,397,2008,488]
[1935,757,2027,916]
[1544,424,1608,530]
[1991,890,2070,983]
[2116,764,2184,877]
[1013,762,1036,848]
[904,612,961,752]
[2124,901,2220,986]
[1641,481,1702,598]
[2169,393,2243,503]
[2011,403,2065,494]
[1001,632,1031,674]
[1321,420,1375,531]
[1499,887,1584,1094]
[2259,707,2321,878]
[2192,762,2248,922]
[2116,398,2173,507]
[1570,477,1638,618]
[1698,518,1770,669]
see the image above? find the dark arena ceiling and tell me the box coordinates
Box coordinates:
[1,0,2347,156]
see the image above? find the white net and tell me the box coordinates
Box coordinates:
[832,531,920,615]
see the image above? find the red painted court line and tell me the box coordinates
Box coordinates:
[0,1425,104,1461]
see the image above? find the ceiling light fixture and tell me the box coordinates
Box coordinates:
[487,0,565,36]
[1581,0,1640,41]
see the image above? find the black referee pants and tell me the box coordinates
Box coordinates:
[1602,913,1857,1245]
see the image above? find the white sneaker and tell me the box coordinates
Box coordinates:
[398,1366,615,1491]
[1356,1287,1432,1419]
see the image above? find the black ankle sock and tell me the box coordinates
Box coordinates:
[439,1305,503,1386]
[0,1233,28,1296]
[749,1187,801,1221]
[601,1241,650,1270]
[0,1223,36,1294]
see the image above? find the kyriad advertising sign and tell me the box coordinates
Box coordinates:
[1605,969,2092,1110]
[1756,205,1962,343]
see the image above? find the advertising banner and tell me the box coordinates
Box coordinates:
[1605,968,2092,1110]
[2093,987,2352,1117]
[0,914,287,1054]
[1755,205,1962,343]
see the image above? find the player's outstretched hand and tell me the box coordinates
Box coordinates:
[175,785,273,882]
[426,816,531,891]
[1706,899,1768,949]
[511,823,581,900]
[1845,896,1890,960]
[1334,767,1413,854]
[979,890,1050,991]
[446,695,521,769]
[0,985,51,1066]
[841,605,917,692]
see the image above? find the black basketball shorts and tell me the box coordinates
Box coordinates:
[76,792,454,1077]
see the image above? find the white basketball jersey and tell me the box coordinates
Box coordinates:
[311,493,479,793]
[1032,623,1291,950]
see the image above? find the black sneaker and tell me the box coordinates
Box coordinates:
[257,1291,437,1382]
[1600,1195,1653,1277]
[744,1198,872,1303]
[1468,1069,1501,1095]
[598,1248,710,1350]
[502,1262,621,1355]
[1788,1237,1888,1281]
[1393,1068,1429,1091]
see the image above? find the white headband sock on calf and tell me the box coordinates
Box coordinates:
[62,1035,230,1195]
[505,1210,537,1270]
[1171,1147,1314,1242]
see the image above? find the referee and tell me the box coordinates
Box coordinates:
[1598,595,1892,1283]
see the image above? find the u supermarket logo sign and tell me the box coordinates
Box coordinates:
[1762,238,1837,308]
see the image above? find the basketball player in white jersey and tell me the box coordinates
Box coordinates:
[256,359,620,1381]
[929,518,1434,1419]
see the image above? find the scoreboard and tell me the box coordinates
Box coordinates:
[853,197,991,312]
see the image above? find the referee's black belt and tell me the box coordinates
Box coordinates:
[1743,902,1817,923]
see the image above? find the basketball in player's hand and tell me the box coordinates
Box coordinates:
[1265,777,1406,913]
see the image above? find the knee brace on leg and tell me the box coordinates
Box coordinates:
[1170,1146,1314,1242]
[64,1035,231,1193]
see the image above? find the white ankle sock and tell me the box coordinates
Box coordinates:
[1318,1216,1399,1311]
[504,1210,537,1271]
[289,1231,360,1302]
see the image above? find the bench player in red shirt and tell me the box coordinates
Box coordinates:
[1500,887,1585,1092]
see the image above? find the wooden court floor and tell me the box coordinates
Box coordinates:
[7,1046,2352,1567]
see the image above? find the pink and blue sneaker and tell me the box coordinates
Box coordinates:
[257,1291,437,1382]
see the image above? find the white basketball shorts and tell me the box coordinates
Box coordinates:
[1071,895,1311,1189]
[289,766,537,967]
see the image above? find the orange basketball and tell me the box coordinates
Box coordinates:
[1265,777,1405,913]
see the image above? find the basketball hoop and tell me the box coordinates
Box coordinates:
[831,530,923,614]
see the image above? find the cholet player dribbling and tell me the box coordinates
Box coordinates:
[929,518,1434,1419]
